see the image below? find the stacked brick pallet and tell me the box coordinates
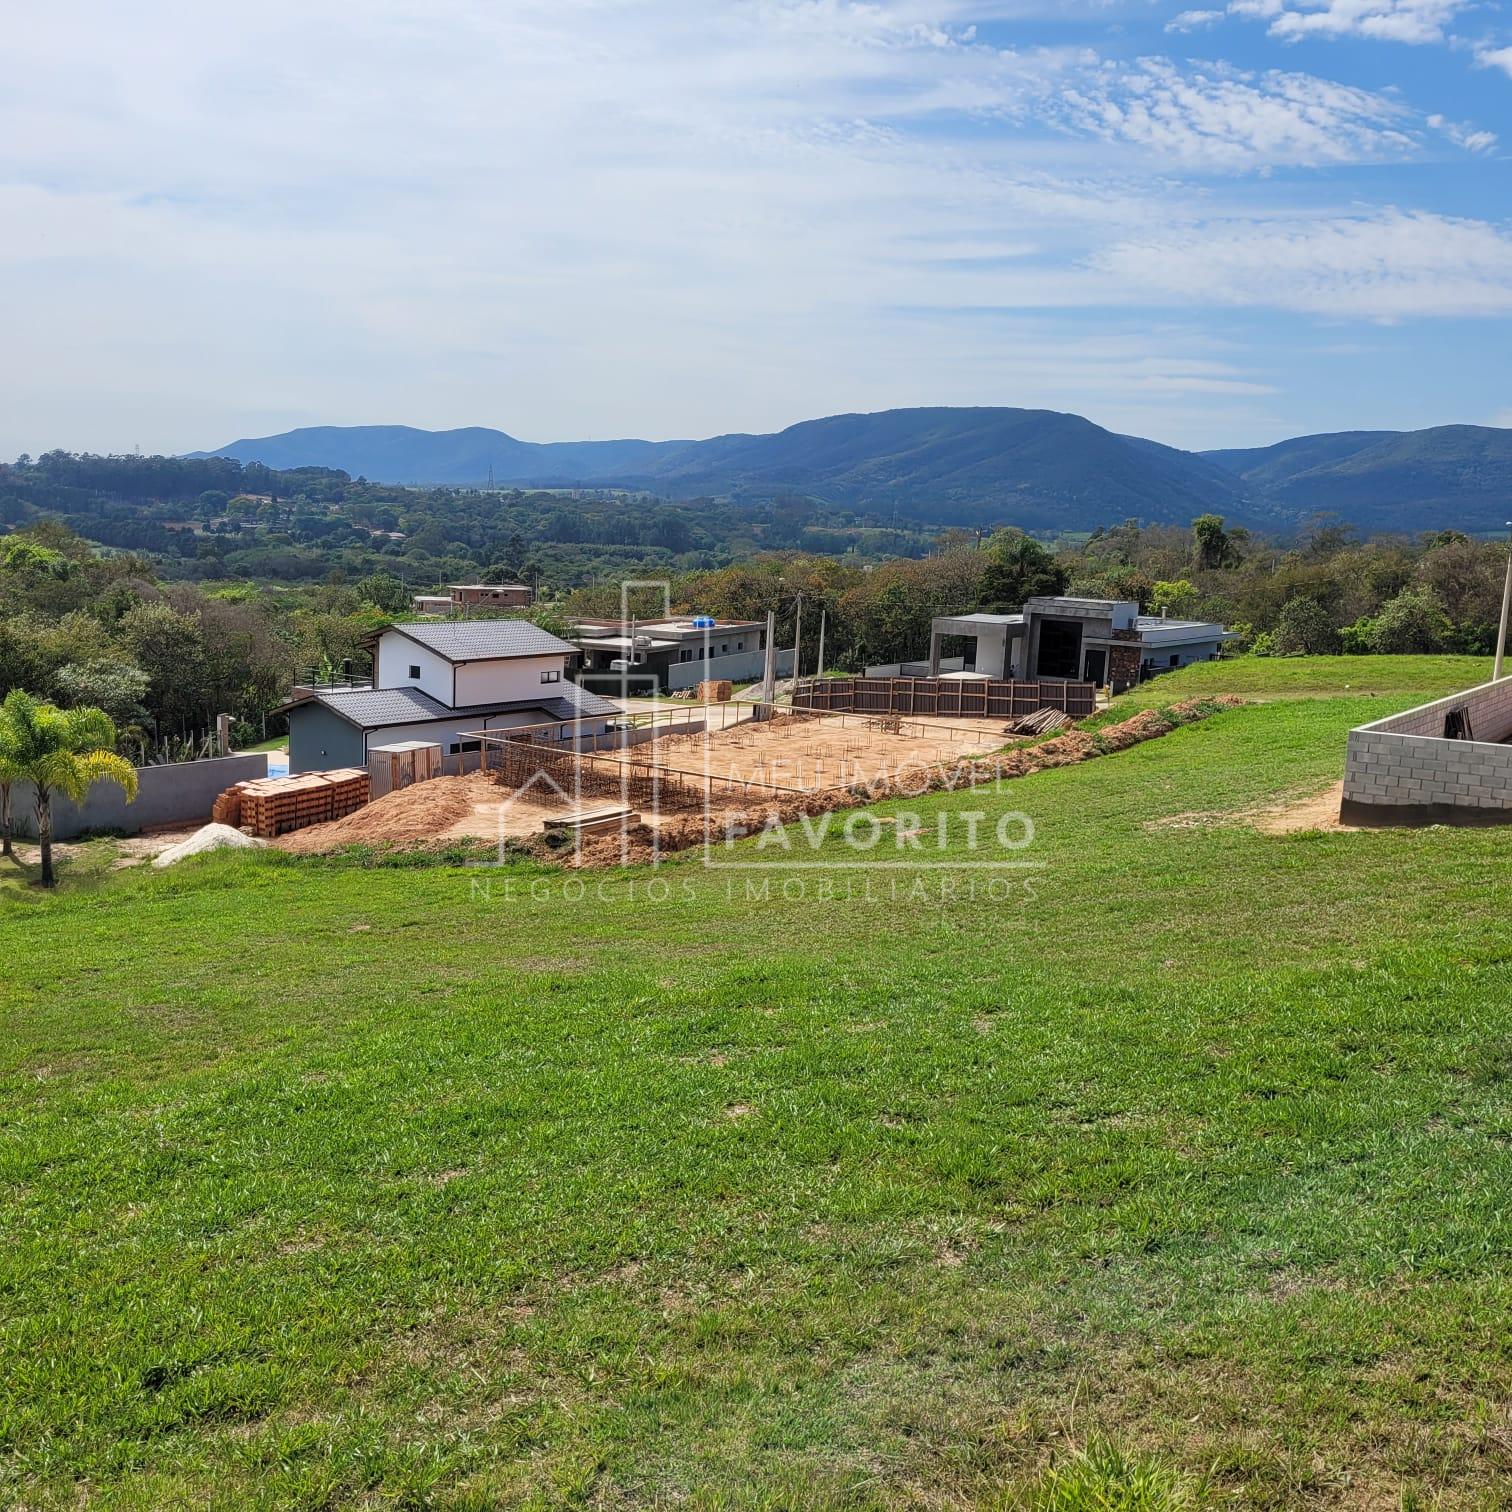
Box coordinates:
[211,770,370,838]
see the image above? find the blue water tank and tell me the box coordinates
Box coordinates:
[692,615,716,628]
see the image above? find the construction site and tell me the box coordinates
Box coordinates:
[271,695,1089,864]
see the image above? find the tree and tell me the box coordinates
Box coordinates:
[53,661,151,729]
[1,538,70,581]
[0,692,137,887]
[977,533,1068,613]
[1273,597,1340,656]
[355,571,409,614]
[117,601,205,735]
[1368,588,1451,655]
[1149,579,1200,619]
[0,733,15,859]
[1191,514,1234,571]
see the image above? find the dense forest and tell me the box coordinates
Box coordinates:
[0,451,939,592]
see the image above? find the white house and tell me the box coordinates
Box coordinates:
[279,621,621,774]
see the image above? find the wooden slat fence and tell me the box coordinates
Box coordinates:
[791,676,1096,720]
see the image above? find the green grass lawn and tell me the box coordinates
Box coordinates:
[2,658,1508,1508]
[0,836,126,902]
[1113,654,1491,708]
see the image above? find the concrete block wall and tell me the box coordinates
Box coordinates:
[11,753,270,840]
[1357,676,1512,743]
[1342,676,1512,825]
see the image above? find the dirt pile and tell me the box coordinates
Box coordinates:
[276,771,494,853]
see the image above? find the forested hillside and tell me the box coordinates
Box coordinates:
[194,408,1512,533]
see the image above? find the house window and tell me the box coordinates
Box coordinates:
[720,643,729,654]
[540,669,561,684]
[408,664,421,679]
[1169,654,1180,667]
[678,648,693,662]
[448,740,482,755]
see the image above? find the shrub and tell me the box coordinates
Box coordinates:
[1273,598,1340,656]
[1368,588,1451,655]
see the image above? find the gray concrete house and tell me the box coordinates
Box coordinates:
[928,597,1234,691]
[278,621,620,774]
[569,615,794,693]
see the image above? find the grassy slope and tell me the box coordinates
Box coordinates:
[2,658,1509,1508]
[1112,654,1491,707]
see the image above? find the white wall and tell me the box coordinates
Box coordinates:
[455,653,568,705]
[375,635,571,709]
[376,633,454,703]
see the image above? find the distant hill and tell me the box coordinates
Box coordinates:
[1202,432,1399,490]
[1201,425,1512,533]
[192,409,1253,530]
[192,409,1512,533]
[188,425,692,488]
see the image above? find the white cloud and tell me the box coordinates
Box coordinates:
[1054,59,1416,169]
[1229,0,1468,45]
[1427,114,1497,153]
[0,0,1506,454]
[1092,209,1512,318]
[1476,46,1512,79]
[1165,9,1224,31]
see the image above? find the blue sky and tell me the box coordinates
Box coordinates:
[3,0,1511,456]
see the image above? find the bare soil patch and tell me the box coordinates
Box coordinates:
[1148,779,1355,837]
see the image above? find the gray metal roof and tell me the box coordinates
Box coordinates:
[298,681,620,731]
[385,620,578,662]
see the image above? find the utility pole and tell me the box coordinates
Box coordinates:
[1496,520,1512,682]
[759,609,777,719]
[791,591,803,694]
[816,608,827,682]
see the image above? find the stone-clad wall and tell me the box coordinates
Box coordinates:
[1341,677,1512,826]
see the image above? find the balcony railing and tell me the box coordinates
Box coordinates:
[294,665,372,692]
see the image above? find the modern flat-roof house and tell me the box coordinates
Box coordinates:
[278,621,620,774]
[410,583,535,616]
[929,598,1234,692]
[568,616,795,693]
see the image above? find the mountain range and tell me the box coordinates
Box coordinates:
[192,408,1512,534]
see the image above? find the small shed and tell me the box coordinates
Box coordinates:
[368,740,443,799]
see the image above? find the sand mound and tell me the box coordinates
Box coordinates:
[152,823,267,867]
[276,771,493,853]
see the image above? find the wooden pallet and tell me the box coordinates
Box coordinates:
[543,806,641,836]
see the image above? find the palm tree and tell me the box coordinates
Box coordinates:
[0,745,16,860]
[0,691,138,888]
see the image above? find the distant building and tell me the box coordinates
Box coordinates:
[927,598,1234,692]
[449,582,534,610]
[409,583,535,616]
[568,616,794,693]
[277,621,619,774]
